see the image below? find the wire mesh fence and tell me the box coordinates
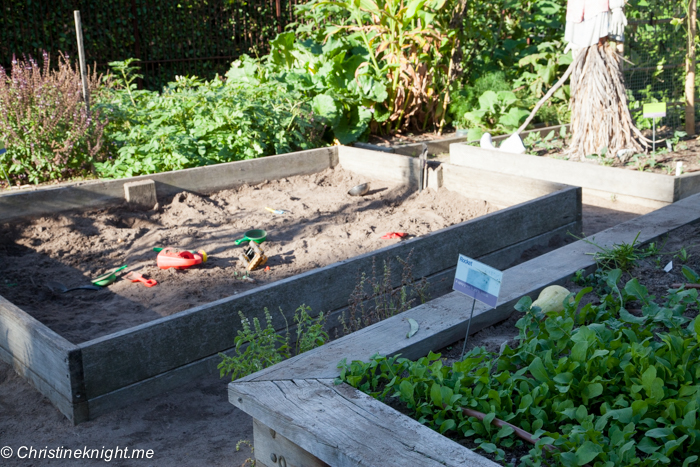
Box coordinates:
[0,0,303,89]
[623,4,692,135]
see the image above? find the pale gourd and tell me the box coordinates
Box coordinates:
[531,285,572,314]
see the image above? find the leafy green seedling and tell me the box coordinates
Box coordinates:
[676,247,691,262]
[682,265,700,284]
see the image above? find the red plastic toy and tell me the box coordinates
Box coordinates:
[124,271,158,287]
[381,232,408,239]
[156,248,207,270]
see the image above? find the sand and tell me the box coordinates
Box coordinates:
[0,166,495,344]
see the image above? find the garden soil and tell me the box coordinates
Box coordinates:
[531,132,700,175]
[0,170,659,467]
[0,166,496,344]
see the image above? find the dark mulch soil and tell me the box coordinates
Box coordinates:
[528,130,700,175]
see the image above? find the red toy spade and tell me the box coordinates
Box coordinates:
[124,272,158,287]
[156,248,207,270]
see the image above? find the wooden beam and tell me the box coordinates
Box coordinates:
[239,192,700,383]
[253,418,329,467]
[450,143,683,204]
[0,296,79,421]
[0,147,338,223]
[230,380,500,467]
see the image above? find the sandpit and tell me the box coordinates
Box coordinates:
[0,166,495,343]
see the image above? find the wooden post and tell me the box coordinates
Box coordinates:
[130,0,143,89]
[686,0,697,136]
[276,0,282,33]
[73,11,90,117]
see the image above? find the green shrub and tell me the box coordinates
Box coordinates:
[0,52,107,186]
[94,60,326,179]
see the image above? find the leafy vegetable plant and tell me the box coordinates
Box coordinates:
[95,61,325,178]
[339,269,700,465]
[461,90,530,141]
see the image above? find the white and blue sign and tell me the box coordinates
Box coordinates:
[453,254,503,308]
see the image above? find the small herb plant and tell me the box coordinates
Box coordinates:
[218,305,329,381]
[574,232,650,273]
[294,305,329,355]
[338,269,700,465]
[524,128,567,156]
[340,249,430,336]
[218,309,290,381]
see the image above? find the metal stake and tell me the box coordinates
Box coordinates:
[652,117,656,153]
[460,298,477,360]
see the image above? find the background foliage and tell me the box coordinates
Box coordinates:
[0,0,697,184]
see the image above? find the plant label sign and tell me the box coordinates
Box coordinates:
[643,102,667,119]
[453,254,503,307]
[0,141,5,156]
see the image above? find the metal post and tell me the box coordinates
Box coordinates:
[653,117,656,153]
[460,298,477,360]
[74,11,90,117]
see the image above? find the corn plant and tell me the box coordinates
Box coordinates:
[305,0,462,134]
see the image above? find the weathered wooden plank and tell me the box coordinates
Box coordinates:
[242,193,700,382]
[78,186,578,399]
[324,220,581,335]
[0,296,82,421]
[582,188,669,210]
[0,344,83,423]
[442,163,570,207]
[253,418,329,467]
[0,147,337,222]
[0,296,75,399]
[230,379,500,467]
[450,142,682,203]
[677,171,700,201]
[337,146,420,189]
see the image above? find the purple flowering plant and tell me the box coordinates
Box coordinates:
[0,52,108,186]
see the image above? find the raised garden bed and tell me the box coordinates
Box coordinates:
[228,192,700,467]
[0,146,581,424]
[354,125,568,158]
[450,135,700,209]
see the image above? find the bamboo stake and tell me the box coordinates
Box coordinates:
[515,58,578,135]
[74,11,90,117]
[686,0,697,136]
